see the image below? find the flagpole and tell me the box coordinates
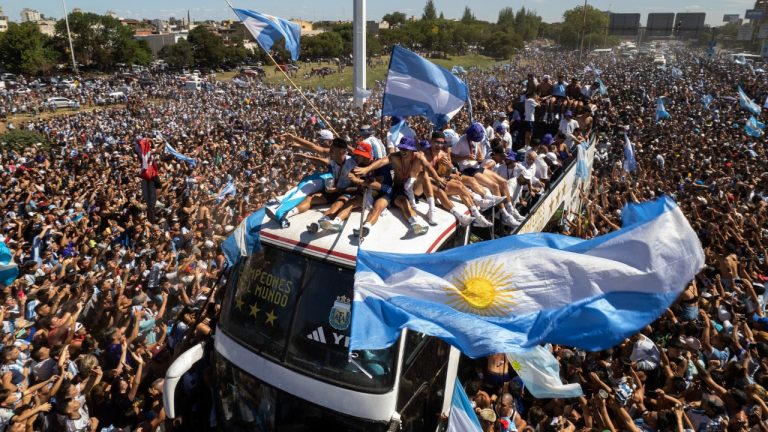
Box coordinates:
[62,0,78,73]
[223,0,339,137]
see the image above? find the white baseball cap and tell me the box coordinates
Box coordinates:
[319,129,334,140]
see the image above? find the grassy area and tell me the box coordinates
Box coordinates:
[254,54,502,90]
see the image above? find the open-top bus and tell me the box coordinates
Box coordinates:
[164,140,596,431]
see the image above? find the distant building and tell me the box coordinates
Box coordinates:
[291,19,325,36]
[152,19,170,33]
[72,8,82,14]
[0,13,7,33]
[21,8,42,22]
[36,19,57,36]
[366,20,389,36]
[134,33,187,56]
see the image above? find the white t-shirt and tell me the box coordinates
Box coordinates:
[558,118,579,148]
[363,136,387,160]
[452,136,484,171]
[534,155,549,180]
[524,98,539,122]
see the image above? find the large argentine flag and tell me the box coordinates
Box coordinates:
[233,8,301,62]
[446,378,482,432]
[507,346,583,399]
[222,208,267,266]
[383,45,469,128]
[350,197,704,358]
[0,241,19,287]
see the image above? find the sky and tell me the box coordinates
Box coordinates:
[1,0,758,26]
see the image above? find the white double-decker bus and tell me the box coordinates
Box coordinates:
[164,140,596,431]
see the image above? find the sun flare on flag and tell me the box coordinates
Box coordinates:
[444,259,517,316]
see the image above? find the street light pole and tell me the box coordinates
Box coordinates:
[579,0,588,62]
[62,0,78,73]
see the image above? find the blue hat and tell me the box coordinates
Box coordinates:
[504,151,517,162]
[419,139,431,150]
[466,122,485,142]
[564,110,574,117]
[494,124,506,134]
[397,136,418,151]
[542,133,554,144]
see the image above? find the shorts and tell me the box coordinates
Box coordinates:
[523,121,534,132]
[375,183,395,203]
[460,166,485,176]
[390,184,406,202]
[321,191,352,203]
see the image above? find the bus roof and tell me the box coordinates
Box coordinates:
[259,200,467,268]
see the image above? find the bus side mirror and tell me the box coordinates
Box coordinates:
[163,342,206,419]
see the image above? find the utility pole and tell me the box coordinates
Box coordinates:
[579,0,588,62]
[62,0,78,74]
[352,0,367,108]
[604,3,611,47]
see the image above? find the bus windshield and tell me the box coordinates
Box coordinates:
[220,245,397,392]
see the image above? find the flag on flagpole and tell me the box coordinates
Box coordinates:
[350,197,704,357]
[222,208,267,265]
[0,241,19,287]
[268,172,333,223]
[738,86,762,115]
[164,143,197,167]
[382,45,469,128]
[745,116,765,137]
[623,133,637,172]
[232,8,301,61]
[507,346,583,399]
[446,378,483,432]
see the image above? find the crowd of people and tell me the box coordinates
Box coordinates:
[0,41,766,432]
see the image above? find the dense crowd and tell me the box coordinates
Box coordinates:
[0,43,766,432]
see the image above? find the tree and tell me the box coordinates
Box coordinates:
[559,4,614,49]
[461,7,476,24]
[158,38,194,68]
[186,26,226,67]
[53,12,151,70]
[0,22,55,74]
[497,7,516,27]
[382,12,406,27]
[483,30,522,59]
[422,0,437,21]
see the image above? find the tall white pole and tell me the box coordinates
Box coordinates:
[352,0,366,108]
[62,0,77,73]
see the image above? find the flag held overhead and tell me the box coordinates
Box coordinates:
[383,45,469,128]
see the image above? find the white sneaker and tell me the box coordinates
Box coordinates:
[472,212,494,228]
[425,210,437,226]
[316,216,332,230]
[322,217,343,232]
[476,198,496,211]
[456,213,475,227]
[484,194,505,206]
[510,209,526,222]
[501,213,520,227]
[410,222,428,236]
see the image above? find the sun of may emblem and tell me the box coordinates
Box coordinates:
[444,259,517,316]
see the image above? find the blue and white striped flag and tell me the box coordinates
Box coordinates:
[0,241,19,287]
[596,77,607,96]
[745,116,765,138]
[269,172,333,222]
[671,67,683,79]
[446,378,482,432]
[216,181,237,202]
[507,346,583,399]
[222,208,267,266]
[702,94,714,110]
[738,86,762,115]
[383,45,469,128]
[165,143,196,167]
[350,197,704,357]
[233,8,301,61]
[623,133,637,172]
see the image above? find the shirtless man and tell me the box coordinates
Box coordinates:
[353,136,432,236]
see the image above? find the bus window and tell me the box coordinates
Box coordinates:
[397,332,450,432]
[220,245,398,392]
[286,259,397,390]
[221,248,306,361]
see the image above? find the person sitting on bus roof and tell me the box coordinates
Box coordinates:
[488,146,526,226]
[283,129,356,157]
[451,123,520,228]
[307,141,392,234]
[352,136,432,236]
[418,138,490,228]
[283,138,358,224]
